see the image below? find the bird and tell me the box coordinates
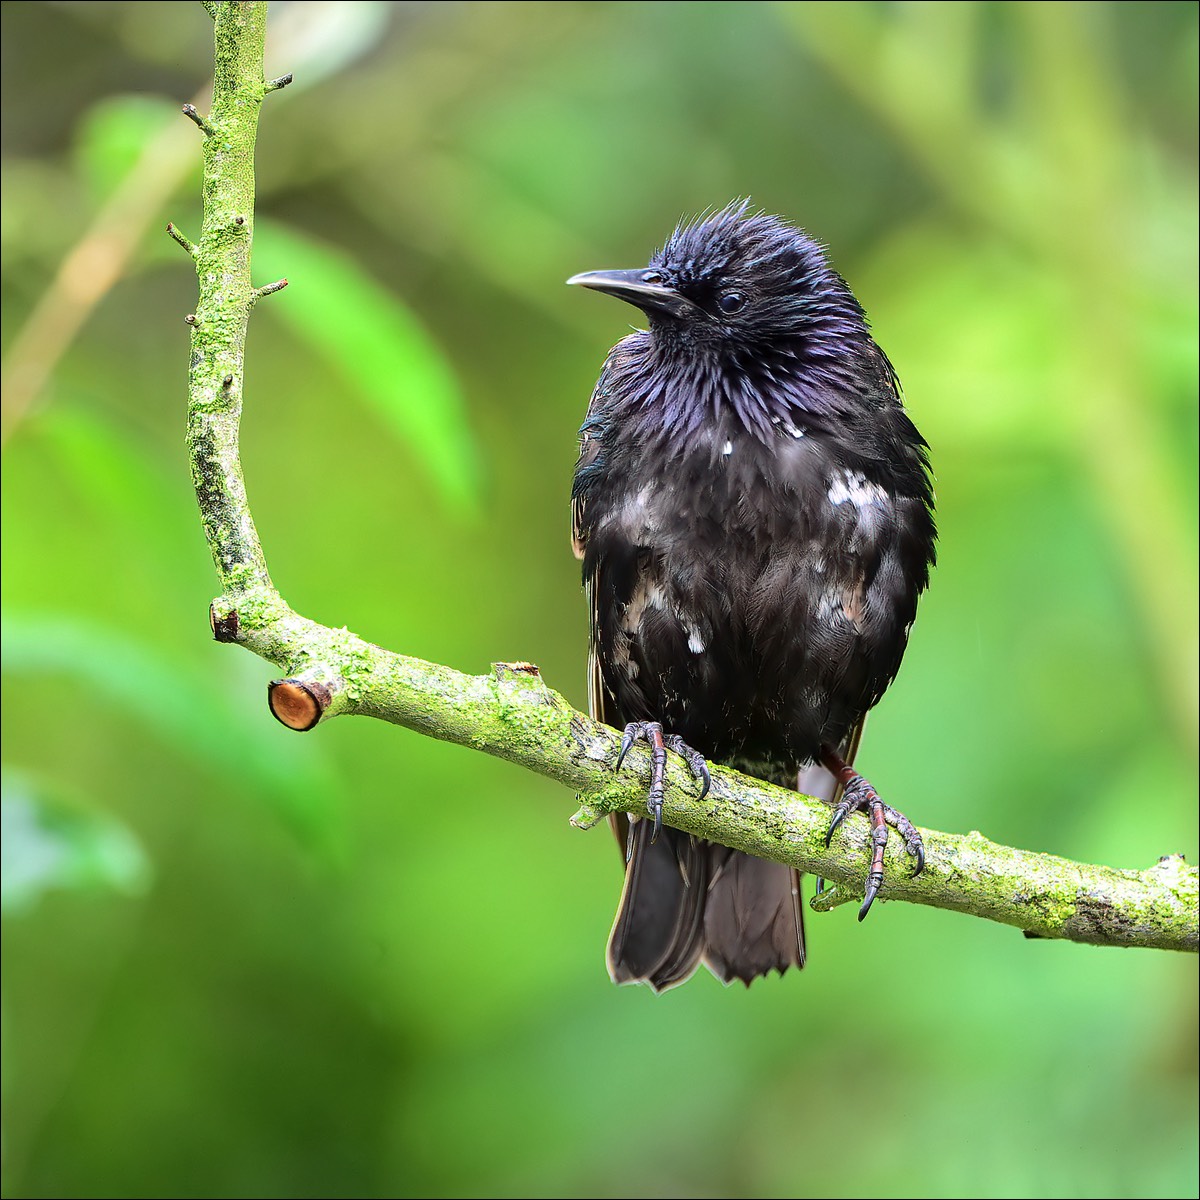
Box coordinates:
[567,201,936,991]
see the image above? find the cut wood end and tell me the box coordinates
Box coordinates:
[493,661,542,679]
[210,604,240,642]
[268,679,331,731]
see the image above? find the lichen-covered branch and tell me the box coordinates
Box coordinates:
[184,1,274,597]
[180,2,1198,955]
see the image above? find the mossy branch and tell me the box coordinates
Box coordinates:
[180,2,1198,956]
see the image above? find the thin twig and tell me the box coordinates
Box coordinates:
[253,278,288,299]
[181,103,216,135]
[166,222,199,258]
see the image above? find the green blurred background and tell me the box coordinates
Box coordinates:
[2,2,1196,1197]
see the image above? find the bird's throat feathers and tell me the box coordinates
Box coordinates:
[604,326,892,451]
[587,204,901,451]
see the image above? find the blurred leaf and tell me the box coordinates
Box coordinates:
[254,219,482,516]
[1,612,345,856]
[73,94,177,205]
[37,405,190,572]
[1,771,151,913]
[859,224,1077,454]
[265,1,393,90]
[0,159,88,268]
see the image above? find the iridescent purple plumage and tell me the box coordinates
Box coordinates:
[570,203,935,989]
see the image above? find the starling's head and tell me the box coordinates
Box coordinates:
[568,200,870,353]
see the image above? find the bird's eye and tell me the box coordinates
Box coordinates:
[642,270,664,284]
[717,291,746,315]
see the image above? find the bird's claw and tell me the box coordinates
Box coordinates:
[823,800,851,847]
[820,761,924,920]
[615,721,710,843]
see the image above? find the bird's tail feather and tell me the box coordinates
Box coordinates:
[607,824,804,990]
[702,849,805,983]
[606,822,709,991]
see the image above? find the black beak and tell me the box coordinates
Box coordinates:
[567,269,699,318]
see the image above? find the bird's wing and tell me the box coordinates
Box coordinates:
[585,578,607,727]
[572,411,608,726]
[570,472,592,562]
[570,366,608,563]
[569,373,626,850]
[583,568,633,858]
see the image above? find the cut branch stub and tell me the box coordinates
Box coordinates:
[493,660,555,708]
[209,602,240,643]
[493,660,543,680]
[268,678,333,731]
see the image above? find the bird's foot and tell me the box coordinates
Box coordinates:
[615,721,711,844]
[819,746,924,921]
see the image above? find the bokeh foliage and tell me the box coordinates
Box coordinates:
[2,2,1196,1197]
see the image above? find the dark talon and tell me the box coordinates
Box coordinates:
[815,876,826,895]
[824,804,849,848]
[858,874,882,921]
[615,729,635,773]
[913,843,925,876]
